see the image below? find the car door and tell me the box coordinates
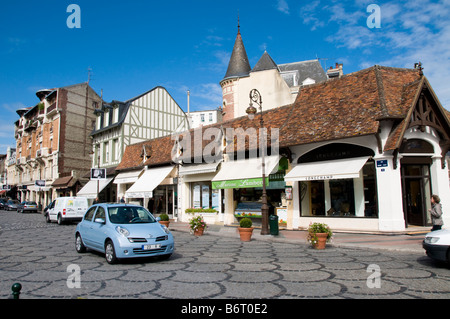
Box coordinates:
[89,206,107,251]
[79,206,97,248]
[74,198,88,219]
[49,200,59,221]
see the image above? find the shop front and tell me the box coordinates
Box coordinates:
[76,177,114,204]
[285,142,381,231]
[211,155,289,226]
[178,162,222,224]
[124,165,177,218]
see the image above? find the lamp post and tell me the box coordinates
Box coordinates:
[246,89,269,235]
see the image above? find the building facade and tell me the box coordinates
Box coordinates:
[81,86,189,203]
[12,83,102,206]
[220,27,328,122]
[188,109,222,129]
[116,65,450,233]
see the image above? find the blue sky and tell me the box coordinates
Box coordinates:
[1,0,450,153]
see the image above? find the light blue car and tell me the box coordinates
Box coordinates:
[75,203,174,264]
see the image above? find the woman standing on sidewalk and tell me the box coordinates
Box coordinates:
[429,195,443,231]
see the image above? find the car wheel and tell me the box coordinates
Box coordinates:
[46,213,51,223]
[75,233,87,253]
[447,248,450,264]
[105,240,118,264]
[57,214,64,225]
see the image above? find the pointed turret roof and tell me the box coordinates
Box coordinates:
[252,51,279,73]
[222,27,251,81]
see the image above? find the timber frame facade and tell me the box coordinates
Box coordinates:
[91,86,189,169]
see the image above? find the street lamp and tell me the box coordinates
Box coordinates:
[246,89,269,235]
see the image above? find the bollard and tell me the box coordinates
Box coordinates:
[11,283,22,299]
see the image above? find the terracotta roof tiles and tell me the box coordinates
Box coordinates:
[117,65,428,171]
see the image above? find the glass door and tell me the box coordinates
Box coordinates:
[401,164,432,227]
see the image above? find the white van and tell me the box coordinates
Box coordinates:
[47,197,89,225]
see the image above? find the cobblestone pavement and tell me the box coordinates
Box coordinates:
[1,210,449,299]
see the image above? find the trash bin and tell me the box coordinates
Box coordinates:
[269,214,279,236]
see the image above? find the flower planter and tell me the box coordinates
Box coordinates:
[194,227,205,236]
[238,227,253,242]
[313,232,328,250]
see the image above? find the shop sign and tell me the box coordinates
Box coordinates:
[376,160,388,168]
[212,177,270,189]
[304,175,334,181]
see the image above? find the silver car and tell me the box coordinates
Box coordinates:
[18,201,38,213]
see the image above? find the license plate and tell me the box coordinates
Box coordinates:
[142,244,161,250]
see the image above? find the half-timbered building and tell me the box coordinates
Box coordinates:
[83,86,189,202]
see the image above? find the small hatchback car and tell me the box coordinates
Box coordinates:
[75,203,174,264]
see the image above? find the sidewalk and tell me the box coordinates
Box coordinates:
[168,221,429,253]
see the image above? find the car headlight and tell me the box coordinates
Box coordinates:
[425,237,440,244]
[160,224,170,234]
[116,226,130,237]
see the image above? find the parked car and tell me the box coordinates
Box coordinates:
[75,203,174,264]
[0,198,7,210]
[18,201,38,213]
[5,199,20,211]
[47,197,89,225]
[423,229,450,263]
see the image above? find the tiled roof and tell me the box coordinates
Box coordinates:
[116,135,175,171]
[117,65,433,171]
[278,65,422,147]
[222,29,251,81]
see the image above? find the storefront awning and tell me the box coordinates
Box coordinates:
[212,155,280,189]
[125,166,174,199]
[179,162,221,176]
[113,169,143,184]
[284,157,370,182]
[77,177,114,199]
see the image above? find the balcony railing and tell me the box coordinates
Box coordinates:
[46,103,57,116]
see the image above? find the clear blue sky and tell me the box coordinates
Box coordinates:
[1,0,450,153]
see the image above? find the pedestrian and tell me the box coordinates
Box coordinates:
[93,197,99,204]
[148,197,155,213]
[120,197,125,203]
[429,194,443,231]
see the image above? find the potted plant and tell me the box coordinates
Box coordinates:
[307,222,333,249]
[189,215,207,236]
[238,218,253,242]
[158,213,170,228]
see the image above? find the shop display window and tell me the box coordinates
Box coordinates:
[301,160,378,218]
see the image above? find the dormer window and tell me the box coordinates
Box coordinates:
[141,145,152,162]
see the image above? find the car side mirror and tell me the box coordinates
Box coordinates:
[94,218,106,224]
[156,217,161,222]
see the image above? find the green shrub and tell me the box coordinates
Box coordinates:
[239,217,252,228]
[159,213,169,221]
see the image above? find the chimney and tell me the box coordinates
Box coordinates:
[327,63,344,79]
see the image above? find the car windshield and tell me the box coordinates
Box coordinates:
[8,200,19,204]
[108,206,157,224]
[26,202,37,205]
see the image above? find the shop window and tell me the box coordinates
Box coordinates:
[300,160,378,218]
[363,161,378,217]
[192,182,214,209]
[328,180,355,216]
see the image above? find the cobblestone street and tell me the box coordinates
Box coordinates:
[1,210,449,299]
